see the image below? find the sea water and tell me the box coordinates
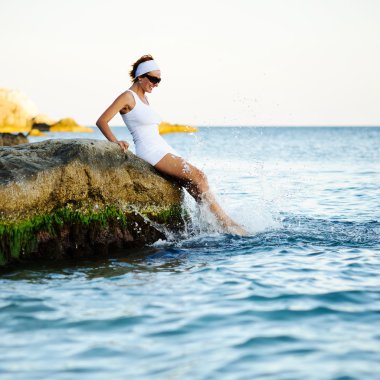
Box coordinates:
[1,127,379,379]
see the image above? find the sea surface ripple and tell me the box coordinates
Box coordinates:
[1,127,379,379]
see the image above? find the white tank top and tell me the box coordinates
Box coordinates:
[120,90,162,147]
[120,89,178,165]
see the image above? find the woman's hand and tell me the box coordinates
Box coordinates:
[96,92,134,153]
[115,140,129,152]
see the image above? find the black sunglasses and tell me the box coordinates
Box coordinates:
[142,74,161,84]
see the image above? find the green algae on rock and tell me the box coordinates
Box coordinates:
[0,139,185,266]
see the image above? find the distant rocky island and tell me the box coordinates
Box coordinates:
[0,88,197,146]
[0,88,92,140]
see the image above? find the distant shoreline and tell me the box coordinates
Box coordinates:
[105,125,380,128]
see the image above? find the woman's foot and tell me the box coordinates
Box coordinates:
[225,222,249,236]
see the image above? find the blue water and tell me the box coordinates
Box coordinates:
[1,127,380,379]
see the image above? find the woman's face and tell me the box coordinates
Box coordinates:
[139,70,161,93]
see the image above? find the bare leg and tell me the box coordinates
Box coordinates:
[154,154,248,235]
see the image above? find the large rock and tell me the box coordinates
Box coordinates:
[0,88,38,131]
[0,132,29,146]
[0,139,184,266]
[31,114,57,132]
[49,117,93,132]
[0,88,92,135]
[159,121,198,134]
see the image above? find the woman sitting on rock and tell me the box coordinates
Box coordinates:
[96,54,247,236]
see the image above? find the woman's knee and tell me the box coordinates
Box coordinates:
[190,168,208,189]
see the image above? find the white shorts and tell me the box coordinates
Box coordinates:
[135,136,179,166]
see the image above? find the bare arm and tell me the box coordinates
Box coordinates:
[96,92,133,152]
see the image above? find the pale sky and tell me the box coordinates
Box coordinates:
[1,0,379,126]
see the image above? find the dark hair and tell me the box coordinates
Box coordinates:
[129,54,154,83]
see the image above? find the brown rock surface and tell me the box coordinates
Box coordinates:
[0,132,29,146]
[0,139,184,266]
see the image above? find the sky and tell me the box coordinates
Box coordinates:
[1,0,379,127]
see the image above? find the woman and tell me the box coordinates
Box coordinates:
[96,55,247,235]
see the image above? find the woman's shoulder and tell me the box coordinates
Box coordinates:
[119,90,134,101]
[106,90,136,116]
[115,90,135,107]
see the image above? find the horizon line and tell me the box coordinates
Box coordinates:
[102,125,380,128]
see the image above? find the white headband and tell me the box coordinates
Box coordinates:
[135,60,160,78]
